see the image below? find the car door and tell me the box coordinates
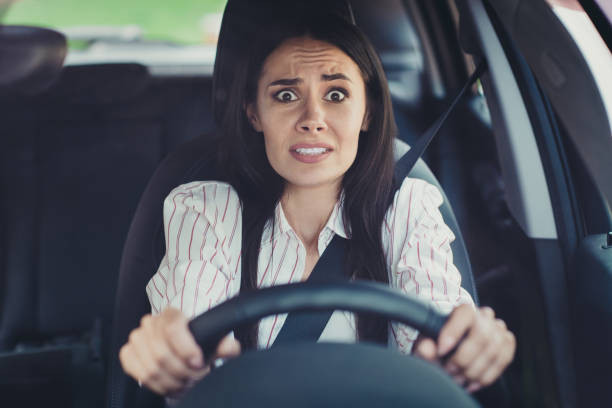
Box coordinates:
[534,1,612,407]
[468,0,612,407]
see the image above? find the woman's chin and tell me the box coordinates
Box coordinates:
[283,175,343,193]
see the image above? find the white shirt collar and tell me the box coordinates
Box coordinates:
[261,193,349,246]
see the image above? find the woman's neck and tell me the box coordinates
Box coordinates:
[281,182,340,251]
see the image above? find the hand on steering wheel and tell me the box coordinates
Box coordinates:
[119,307,241,396]
[414,304,516,393]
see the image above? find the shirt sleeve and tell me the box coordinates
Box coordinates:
[146,181,243,319]
[386,178,475,354]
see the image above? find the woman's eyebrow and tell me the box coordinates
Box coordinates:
[322,73,352,83]
[268,78,302,87]
[267,73,352,88]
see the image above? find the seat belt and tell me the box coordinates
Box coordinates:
[271,236,349,345]
[273,61,487,347]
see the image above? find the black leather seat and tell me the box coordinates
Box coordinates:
[0,25,216,408]
[0,25,109,407]
[106,1,478,407]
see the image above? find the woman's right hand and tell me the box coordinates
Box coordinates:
[119,307,241,396]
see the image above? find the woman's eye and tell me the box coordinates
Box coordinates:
[324,89,346,102]
[275,90,298,102]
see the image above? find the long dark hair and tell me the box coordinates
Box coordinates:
[216,7,397,349]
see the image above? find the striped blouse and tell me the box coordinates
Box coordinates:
[146,177,474,354]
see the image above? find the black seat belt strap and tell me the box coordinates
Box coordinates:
[273,60,487,347]
[271,236,349,346]
[394,61,487,181]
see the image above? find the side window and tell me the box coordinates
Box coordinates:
[545,0,612,131]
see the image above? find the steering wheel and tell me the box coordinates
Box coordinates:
[178,281,479,408]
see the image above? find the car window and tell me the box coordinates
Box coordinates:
[546,0,612,134]
[3,0,226,45]
[2,0,227,68]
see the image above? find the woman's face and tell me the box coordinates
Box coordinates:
[247,36,369,193]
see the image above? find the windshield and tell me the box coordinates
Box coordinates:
[2,0,226,47]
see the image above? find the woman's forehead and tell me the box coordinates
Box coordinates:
[260,37,362,82]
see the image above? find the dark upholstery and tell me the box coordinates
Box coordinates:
[0,63,214,348]
[108,137,219,408]
[0,62,215,406]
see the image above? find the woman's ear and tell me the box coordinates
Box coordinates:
[246,103,263,132]
[361,108,371,132]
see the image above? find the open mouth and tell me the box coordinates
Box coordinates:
[293,147,332,156]
[289,145,333,163]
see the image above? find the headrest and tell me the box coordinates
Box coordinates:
[0,25,67,94]
[44,63,151,104]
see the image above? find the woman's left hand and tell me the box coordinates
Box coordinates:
[413,304,516,393]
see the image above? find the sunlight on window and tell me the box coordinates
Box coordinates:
[546,0,612,132]
[3,0,227,46]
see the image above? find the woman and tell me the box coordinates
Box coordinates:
[119,9,515,399]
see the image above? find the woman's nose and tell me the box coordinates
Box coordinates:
[296,98,328,133]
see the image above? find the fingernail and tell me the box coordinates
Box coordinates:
[445,362,458,374]
[439,336,455,355]
[467,383,482,393]
[189,356,203,368]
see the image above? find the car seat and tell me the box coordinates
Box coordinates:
[0,24,216,408]
[0,25,110,407]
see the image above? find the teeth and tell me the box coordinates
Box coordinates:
[295,147,329,155]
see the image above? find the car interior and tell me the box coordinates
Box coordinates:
[0,0,610,407]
